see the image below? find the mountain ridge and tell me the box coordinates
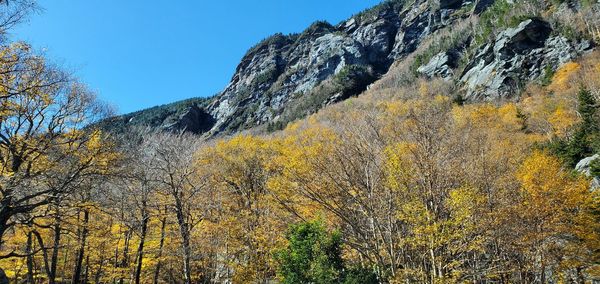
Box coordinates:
[100,0,593,137]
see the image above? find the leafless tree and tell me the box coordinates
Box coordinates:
[143,132,208,284]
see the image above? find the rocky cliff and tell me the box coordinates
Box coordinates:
[460,18,592,101]
[103,0,596,137]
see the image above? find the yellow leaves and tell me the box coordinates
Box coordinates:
[5,52,600,283]
[56,129,118,177]
[432,94,450,105]
[277,124,337,174]
[452,103,522,132]
[214,134,267,158]
[380,100,410,119]
[452,103,487,127]
[385,142,416,192]
[548,103,578,137]
[517,151,571,198]
[85,129,104,152]
[396,185,486,256]
[497,103,521,128]
[548,62,581,93]
[397,201,427,228]
[517,52,600,140]
[447,186,483,223]
[516,151,594,243]
[195,133,290,281]
[510,151,600,274]
[520,87,579,138]
[381,95,449,119]
[204,135,269,176]
[513,59,592,148]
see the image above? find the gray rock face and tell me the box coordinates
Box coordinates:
[206,21,373,134]
[202,0,472,135]
[417,52,455,79]
[108,0,482,136]
[575,154,600,190]
[164,105,215,134]
[460,19,591,101]
[105,1,595,137]
[576,154,599,175]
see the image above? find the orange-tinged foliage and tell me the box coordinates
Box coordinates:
[549,62,581,93]
[513,151,600,275]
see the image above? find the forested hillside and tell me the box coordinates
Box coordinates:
[1,0,600,283]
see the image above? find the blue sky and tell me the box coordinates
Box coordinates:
[11,0,383,114]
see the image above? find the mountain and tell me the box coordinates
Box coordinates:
[100,0,594,137]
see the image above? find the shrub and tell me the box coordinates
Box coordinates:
[274,220,380,284]
[252,67,280,87]
[274,220,344,284]
[540,65,555,86]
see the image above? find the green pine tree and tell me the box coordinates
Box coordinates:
[548,87,599,167]
[274,220,378,284]
[274,220,345,284]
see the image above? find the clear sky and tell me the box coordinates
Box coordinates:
[10,0,383,114]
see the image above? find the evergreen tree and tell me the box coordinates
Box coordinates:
[274,221,345,284]
[549,87,599,167]
[569,87,600,166]
[578,86,599,134]
[274,220,378,284]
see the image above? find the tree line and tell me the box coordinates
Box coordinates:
[1,62,599,283]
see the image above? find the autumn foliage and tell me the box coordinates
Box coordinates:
[3,52,599,283]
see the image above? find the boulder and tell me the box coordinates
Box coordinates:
[417,52,456,80]
[575,154,600,190]
[576,154,599,175]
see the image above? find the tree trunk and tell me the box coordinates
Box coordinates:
[32,231,51,281]
[0,205,12,247]
[83,254,90,284]
[61,237,71,279]
[430,247,437,284]
[153,216,167,284]
[175,204,192,284]
[133,215,149,284]
[26,231,35,284]
[118,229,132,284]
[576,266,585,284]
[49,215,61,284]
[72,209,89,284]
[94,252,104,284]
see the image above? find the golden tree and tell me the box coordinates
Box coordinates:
[0,42,117,280]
